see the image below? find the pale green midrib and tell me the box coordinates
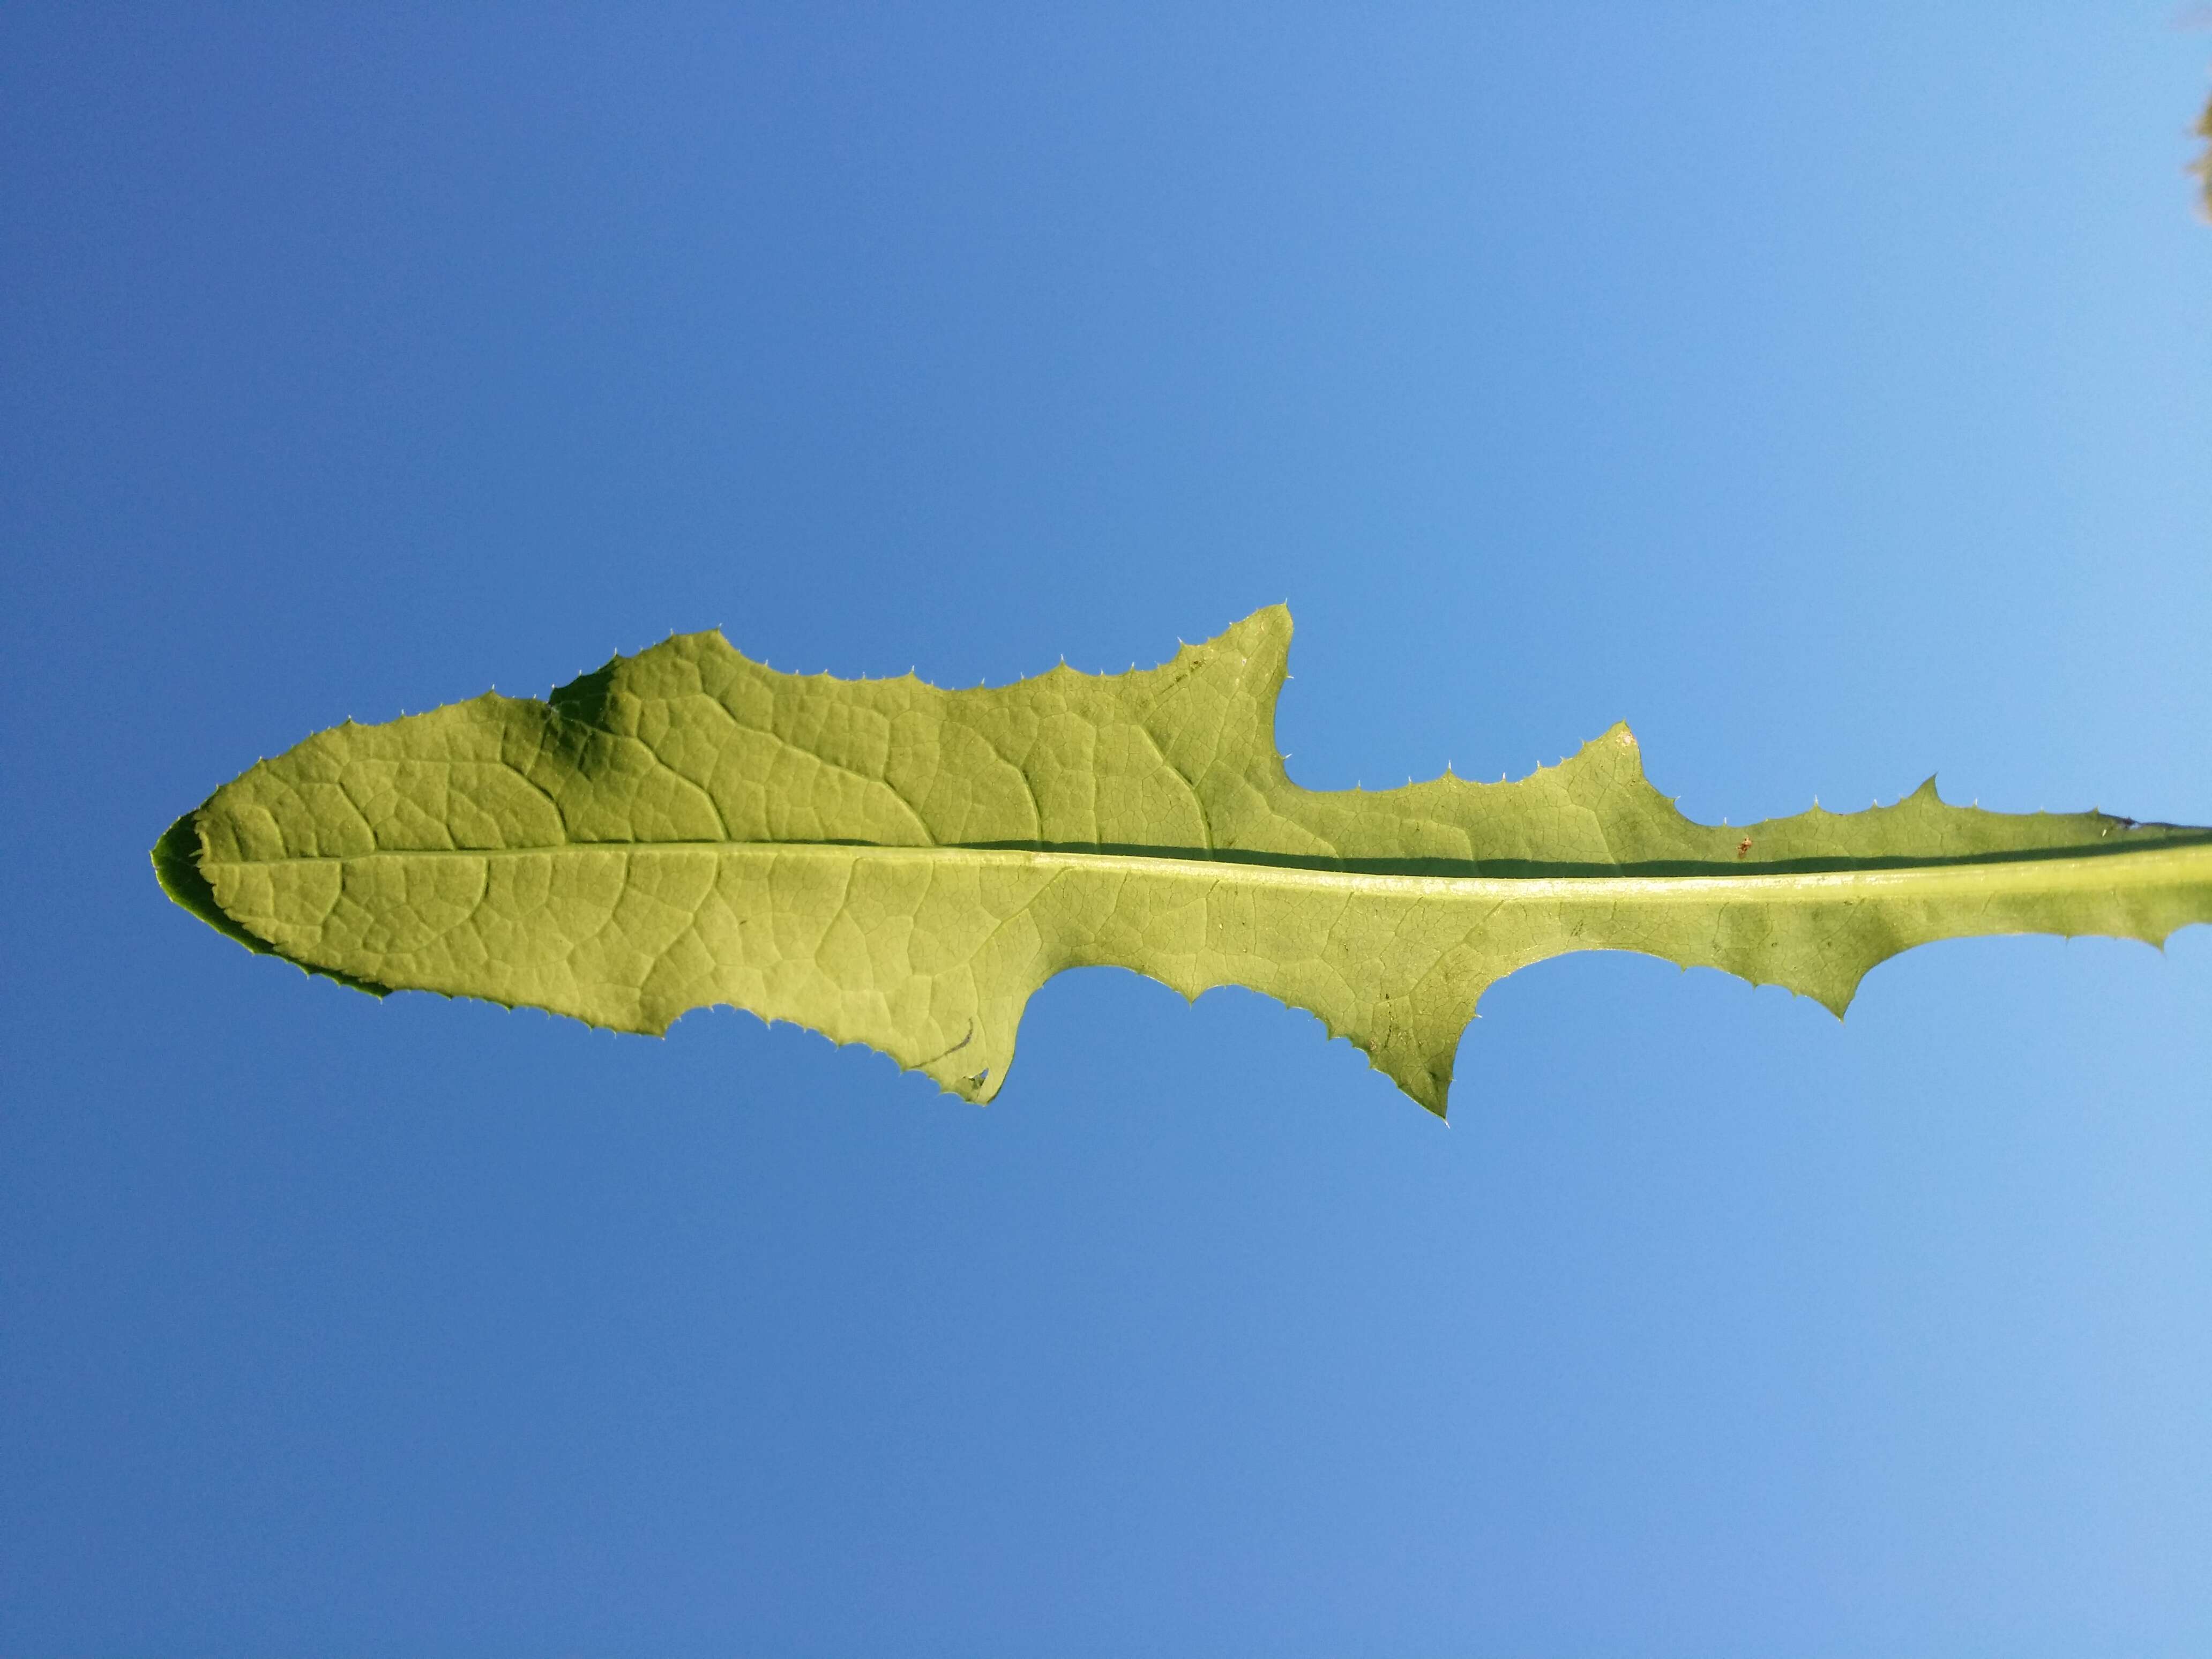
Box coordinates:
[200,839,2212,907]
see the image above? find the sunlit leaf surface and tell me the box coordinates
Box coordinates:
[157,609,2212,1115]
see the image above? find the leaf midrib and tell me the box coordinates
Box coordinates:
[201,838,2212,906]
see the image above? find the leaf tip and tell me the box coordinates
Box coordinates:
[153,808,287,968]
[152,806,397,1000]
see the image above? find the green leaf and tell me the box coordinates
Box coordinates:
[155,608,2211,1116]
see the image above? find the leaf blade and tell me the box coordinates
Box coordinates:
[158,609,2212,1114]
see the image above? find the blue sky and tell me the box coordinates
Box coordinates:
[4,5,2210,1653]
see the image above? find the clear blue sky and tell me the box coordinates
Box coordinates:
[4,5,2209,1653]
